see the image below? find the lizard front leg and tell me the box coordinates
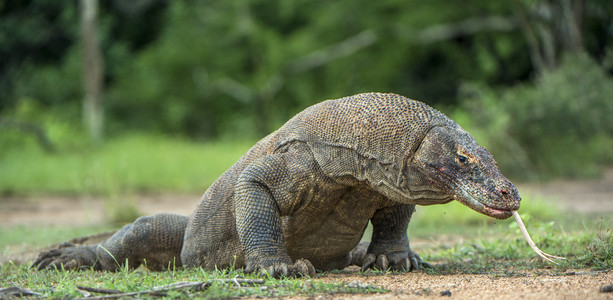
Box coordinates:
[359,204,427,272]
[234,154,316,278]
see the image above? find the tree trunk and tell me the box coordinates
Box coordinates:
[81,0,104,143]
[514,0,585,75]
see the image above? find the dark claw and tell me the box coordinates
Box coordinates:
[31,243,80,269]
[409,256,419,270]
[360,254,376,271]
[47,261,63,271]
[34,258,52,270]
[63,259,78,270]
[246,259,316,278]
[410,253,432,270]
[293,259,315,277]
[31,244,98,271]
[418,260,433,269]
[360,250,428,273]
[392,257,410,272]
[32,251,59,270]
[375,254,389,270]
[270,264,288,278]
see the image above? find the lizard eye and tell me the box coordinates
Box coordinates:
[458,155,468,164]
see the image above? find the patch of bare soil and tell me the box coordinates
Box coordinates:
[1,170,613,299]
[312,268,613,300]
[519,168,613,213]
[0,193,199,227]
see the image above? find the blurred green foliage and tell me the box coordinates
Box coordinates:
[103,0,529,137]
[0,134,253,195]
[455,54,613,179]
[1,0,613,184]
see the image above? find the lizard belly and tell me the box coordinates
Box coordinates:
[281,187,387,270]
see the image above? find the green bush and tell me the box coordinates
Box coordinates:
[455,53,613,180]
[0,98,87,155]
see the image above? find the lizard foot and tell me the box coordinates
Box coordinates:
[361,251,429,272]
[31,242,99,271]
[245,258,316,278]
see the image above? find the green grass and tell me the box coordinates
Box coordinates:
[0,264,386,299]
[0,134,254,196]
[421,220,613,275]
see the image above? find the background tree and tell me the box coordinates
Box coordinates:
[81,0,104,143]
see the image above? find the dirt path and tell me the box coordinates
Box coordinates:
[315,268,613,300]
[0,193,198,227]
[519,168,613,213]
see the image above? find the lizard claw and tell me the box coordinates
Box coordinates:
[361,253,408,272]
[31,244,98,271]
[245,258,315,278]
[31,249,60,270]
[411,253,432,269]
[361,251,427,272]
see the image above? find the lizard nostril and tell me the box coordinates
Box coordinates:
[500,189,508,195]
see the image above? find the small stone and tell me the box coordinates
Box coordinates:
[440,290,452,296]
[348,280,367,288]
[600,284,613,293]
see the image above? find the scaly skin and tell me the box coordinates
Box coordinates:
[33,93,520,277]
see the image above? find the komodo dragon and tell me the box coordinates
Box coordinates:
[33,92,553,277]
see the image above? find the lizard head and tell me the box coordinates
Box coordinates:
[411,126,520,219]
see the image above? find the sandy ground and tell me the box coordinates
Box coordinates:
[313,268,613,300]
[519,168,613,213]
[1,169,612,299]
[0,193,198,227]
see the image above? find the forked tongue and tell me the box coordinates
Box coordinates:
[512,211,565,264]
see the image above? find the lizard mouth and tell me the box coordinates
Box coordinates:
[427,164,516,219]
[454,187,513,219]
[481,204,513,219]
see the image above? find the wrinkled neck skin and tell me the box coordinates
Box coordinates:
[404,165,456,205]
[363,163,456,207]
